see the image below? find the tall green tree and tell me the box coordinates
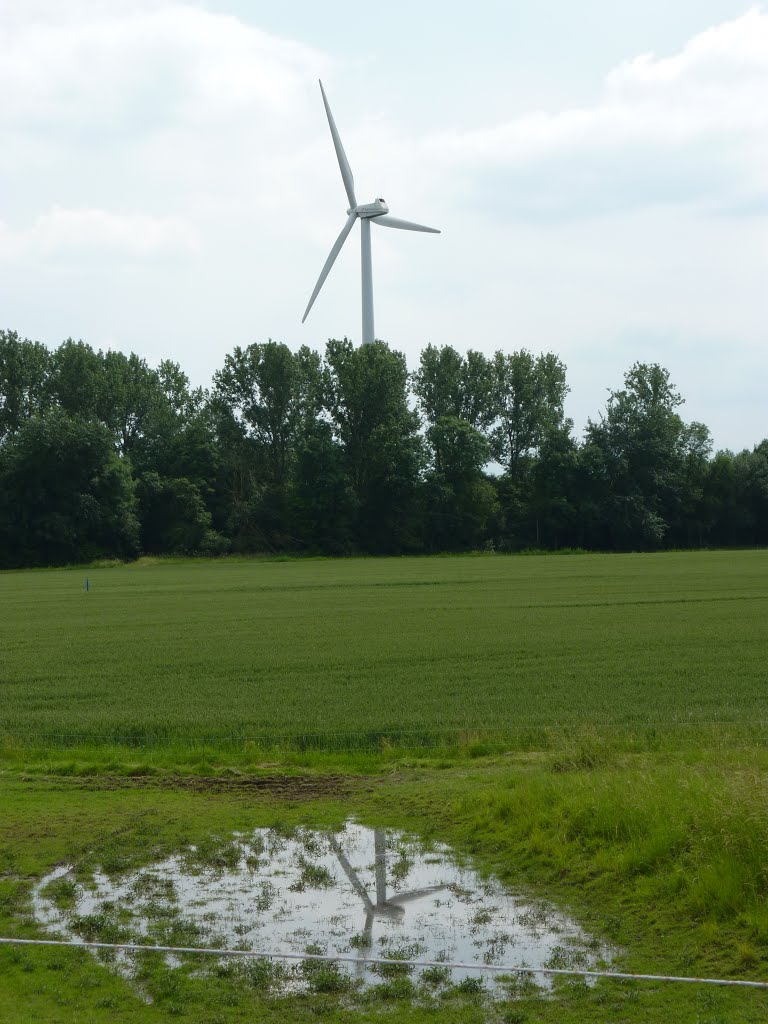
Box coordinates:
[136,472,224,555]
[703,442,768,547]
[0,330,52,442]
[292,421,358,554]
[746,441,768,545]
[213,341,321,484]
[490,350,571,548]
[413,345,495,432]
[527,425,580,548]
[324,339,423,552]
[0,409,139,567]
[211,342,323,550]
[131,360,217,486]
[413,345,495,480]
[48,339,104,421]
[99,350,163,458]
[47,341,172,461]
[581,363,711,550]
[491,349,569,474]
[421,416,497,550]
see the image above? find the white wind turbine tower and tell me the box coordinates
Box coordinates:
[302,80,440,345]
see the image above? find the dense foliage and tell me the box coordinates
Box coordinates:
[0,329,765,566]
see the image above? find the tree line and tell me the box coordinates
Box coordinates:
[0,328,765,568]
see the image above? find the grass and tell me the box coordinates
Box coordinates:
[2,765,768,1021]
[1,550,766,759]
[1,550,768,1021]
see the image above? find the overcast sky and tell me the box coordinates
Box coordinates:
[1,0,766,451]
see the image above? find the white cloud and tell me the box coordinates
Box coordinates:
[0,207,200,260]
[0,2,337,265]
[0,4,324,129]
[423,7,768,217]
[0,1,332,228]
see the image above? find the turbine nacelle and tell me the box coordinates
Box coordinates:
[351,198,389,219]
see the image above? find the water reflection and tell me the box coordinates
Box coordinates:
[327,829,448,977]
[30,821,613,994]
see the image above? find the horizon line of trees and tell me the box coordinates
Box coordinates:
[0,328,766,569]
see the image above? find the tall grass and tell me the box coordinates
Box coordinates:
[442,752,768,972]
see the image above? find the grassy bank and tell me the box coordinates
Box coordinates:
[2,551,767,1020]
[2,755,768,1022]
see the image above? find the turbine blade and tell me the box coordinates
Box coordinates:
[387,884,448,905]
[372,215,440,234]
[302,213,357,323]
[327,834,374,912]
[319,80,357,209]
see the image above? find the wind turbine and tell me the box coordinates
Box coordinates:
[302,81,440,345]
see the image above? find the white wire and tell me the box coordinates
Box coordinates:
[1,936,767,989]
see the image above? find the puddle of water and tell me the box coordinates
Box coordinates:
[30,822,614,996]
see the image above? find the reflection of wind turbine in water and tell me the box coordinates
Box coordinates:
[327,830,447,975]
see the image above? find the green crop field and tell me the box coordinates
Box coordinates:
[1,550,766,752]
[2,550,768,1023]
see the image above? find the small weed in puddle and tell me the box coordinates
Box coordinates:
[451,974,485,996]
[298,830,322,857]
[373,943,422,976]
[246,833,265,853]
[544,943,589,970]
[485,931,513,960]
[129,872,177,903]
[270,821,299,841]
[184,836,241,873]
[420,964,451,987]
[471,905,497,927]
[389,849,414,885]
[289,855,334,892]
[516,901,552,929]
[148,917,206,948]
[70,912,130,944]
[301,944,352,995]
[41,876,78,911]
[227,957,288,992]
[142,898,178,922]
[254,880,276,912]
[447,882,475,904]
